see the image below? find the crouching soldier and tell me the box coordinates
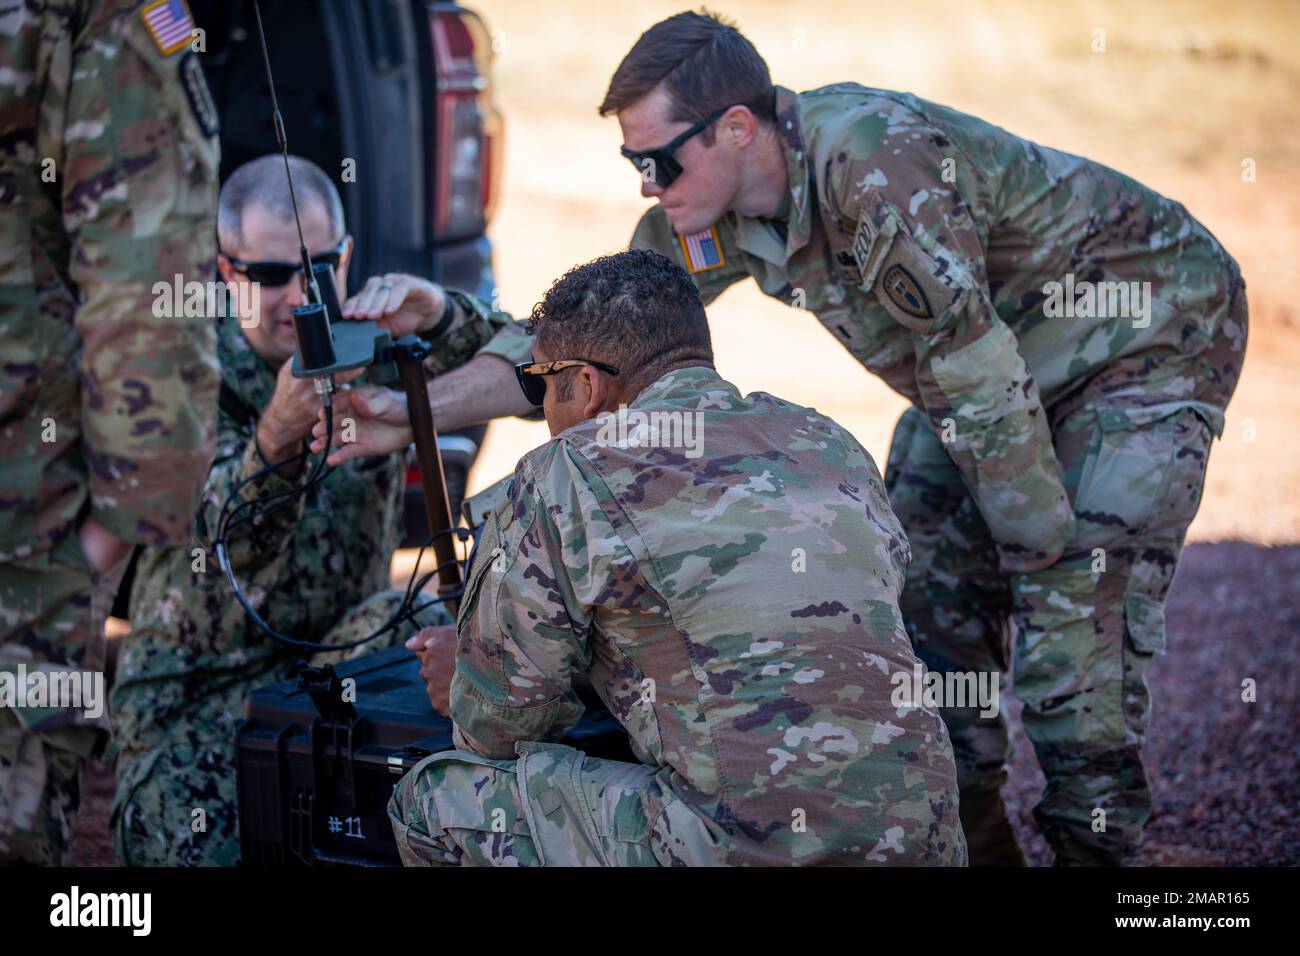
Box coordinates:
[330,250,967,865]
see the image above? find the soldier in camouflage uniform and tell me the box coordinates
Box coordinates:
[0,0,221,864]
[108,154,518,865]
[598,12,1248,864]
[381,250,965,866]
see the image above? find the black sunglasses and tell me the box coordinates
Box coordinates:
[619,105,732,189]
[222,240,348,287]
[514,359,620,406]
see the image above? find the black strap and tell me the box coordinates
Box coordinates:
[420,289,459,343]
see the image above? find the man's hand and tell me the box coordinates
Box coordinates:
[310,383,413,466]
[343,273,449,339]
[406,624,458,716]
[259,360,362,465]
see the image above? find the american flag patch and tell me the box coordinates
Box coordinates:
[139,0,196,57]
[678,225,725,273]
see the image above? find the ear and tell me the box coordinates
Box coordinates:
[723,104,758,148]
[580,364,609,420]
[216,254,238,285]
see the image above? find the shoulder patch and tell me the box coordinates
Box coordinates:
[139,0,196,57]
[179,51,219,137]
[678,225,725,273]
[880,263,933,320]
[872,229,969,333]
[849,198,898,289]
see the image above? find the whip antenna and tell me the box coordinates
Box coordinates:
[251,0,321,305]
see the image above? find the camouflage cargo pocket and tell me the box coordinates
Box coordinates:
[109,746,166,865]
[578,752,726,867]
[1119,589,1165,744]
[395,749,539,866]
[1118,408,1214,740]
[1069,407,1193,552]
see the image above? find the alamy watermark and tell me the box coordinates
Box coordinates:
[0,665,104,719]
[1042,273,1152,328]
[594,404,704,459]
[49,886,150,936]
[152,274,260,325]
[890,663,1000,719]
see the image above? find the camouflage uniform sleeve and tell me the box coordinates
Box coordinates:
[439,289,545,421]
[630,205,748,306]
[62,7,221,546]
[422,288,519,375]
[198,407,304,579]
[829,121,1075,572]
[448,443,624,758]
[435,289,541,413]
[473,318,533,366]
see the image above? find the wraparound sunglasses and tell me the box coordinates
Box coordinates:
[515,359,620,406]
[619,105,732,189]
[220,239,349,287]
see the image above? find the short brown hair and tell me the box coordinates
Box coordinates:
[599,9,775,143]
[218,154,344,256]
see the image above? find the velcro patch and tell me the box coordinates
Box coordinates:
[880,263,933,320]
[849,200,897,289]
[679,225,725,273]
[139,0,196,56]
[179,51,219,138]
[873,234,966,334]
[852,207,877,274]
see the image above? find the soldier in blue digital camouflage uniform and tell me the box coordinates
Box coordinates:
[108,154,521,865]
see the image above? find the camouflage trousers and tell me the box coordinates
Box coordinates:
[389,741,730,866]
[111,590,449,866]
[886,396,1223,865]
[0,532,116,865]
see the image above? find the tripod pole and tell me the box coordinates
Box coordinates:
[393,337,462,617]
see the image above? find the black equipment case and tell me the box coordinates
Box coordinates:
[236,646,634,866]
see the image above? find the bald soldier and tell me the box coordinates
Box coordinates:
[357,12,1247,866]
[109,154,515,866]
[0,0,221,864]
[327,250,966,866]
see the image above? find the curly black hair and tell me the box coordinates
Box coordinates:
[528,249,714,400]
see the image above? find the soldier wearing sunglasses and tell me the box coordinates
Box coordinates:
[607,12,1247,867]
[108,154,517,866]
[379,249,965,867]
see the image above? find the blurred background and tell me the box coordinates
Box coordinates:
[468,0,1300,543]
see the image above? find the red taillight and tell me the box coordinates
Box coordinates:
[429,5,503,240]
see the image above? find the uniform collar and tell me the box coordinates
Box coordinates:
[730,86,813,267]
[628,364,733,409]
[217,314,277,415]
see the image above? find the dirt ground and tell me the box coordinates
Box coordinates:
[1004,542,1300,867]
[66,0,1300,864]
[69,539,1300,866]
